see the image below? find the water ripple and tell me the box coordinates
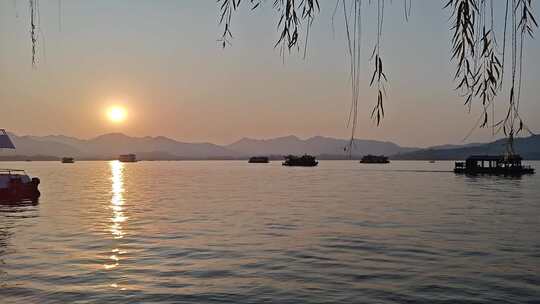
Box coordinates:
[1,161,539,303]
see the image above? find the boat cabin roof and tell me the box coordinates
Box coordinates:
[285,154,315,159]
[0,173,31,188]
[466,155,522,162]
[0,168,27,175]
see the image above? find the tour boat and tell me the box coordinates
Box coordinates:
[0,169,41,201]
[61,157,75,163]
[454,155,535,175]
[248,156,269,163]
[360,155,390,164]
[119,154,137,163]
[0,129,40,201]
[282,155,318,167]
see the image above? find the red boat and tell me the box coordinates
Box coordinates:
[0,129,41,201]
[0,169,40,201]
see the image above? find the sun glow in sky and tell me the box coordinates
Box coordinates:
[107,106,127,123]
[1,1,540,146]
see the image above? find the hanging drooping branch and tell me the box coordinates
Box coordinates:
[343,0,362,152]
[446,0,536,151]
[218,0,242,48]
[217,0,320,53]
[29,0,39,67]
[215,0,537,149]
[337,0,362,154]
[216,1,534,147]
[11,1,539,149]
[369,0,387,127]
[446,0,478,110]
[499,0,538,153]
[404,0,412,22]
[274,0,320,56]
[474,0,502,129]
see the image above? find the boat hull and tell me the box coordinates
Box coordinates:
[0,179,40,201]
[282,155,318,167]
[454,167,535,175]
[119,154,138,163]
[359,160,390,164]
[282,161,318,167]
[360,155,390,164]
[249,157,269,163]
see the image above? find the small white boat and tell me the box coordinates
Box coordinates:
[0,129,40,201]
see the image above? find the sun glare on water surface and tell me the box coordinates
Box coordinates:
[107,106,127,123]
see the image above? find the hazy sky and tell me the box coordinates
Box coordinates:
[1,0,539,147]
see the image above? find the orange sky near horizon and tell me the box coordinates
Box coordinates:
[1,1,539,147]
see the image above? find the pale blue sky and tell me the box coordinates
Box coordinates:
[0,0,539,147]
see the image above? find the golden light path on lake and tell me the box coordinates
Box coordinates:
[110,161,126,240]
[104,160,128,286]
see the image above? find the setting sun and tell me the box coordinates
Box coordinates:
[107,106,127,123]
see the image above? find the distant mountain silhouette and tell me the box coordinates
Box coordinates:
[227,135,417,157]
[426,142,484,150]
[6,134,82,157]
[393,135,540,160]
[10,132,538,161]
[3,133,238,160]
[1,133,419,160]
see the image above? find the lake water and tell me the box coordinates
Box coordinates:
[1,160,539,303]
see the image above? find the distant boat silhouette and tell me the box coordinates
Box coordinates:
[454,155,534,175]
[360,155,390,164]
[282,155,318,167]
[119,154,137,163]
[61,157,75,164]
[248,156,269,163]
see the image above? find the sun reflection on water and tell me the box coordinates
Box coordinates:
[104,161,128,274]
[110,161,126,240]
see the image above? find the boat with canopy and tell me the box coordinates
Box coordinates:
[0,129,40,201]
